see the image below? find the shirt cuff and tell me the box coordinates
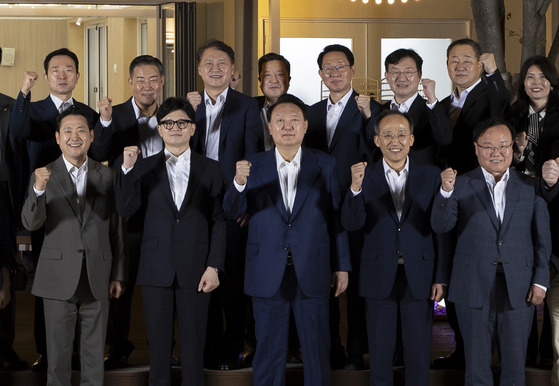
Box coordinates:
[351,188,361,196]
[100,118,112,127]
[233,179,246,192]
[121,165,134,174]
[33,185,45,197]
[534,283,547,292]
[440,187,453,198]
[486,71,496,77]
[426,100,438,109]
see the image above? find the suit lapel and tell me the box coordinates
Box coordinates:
[501,170,519,229]
[258,150,288,221]
[329,91,358,152]
[51,157,82,224]
[372,161,399,225]
[178,151,203,213]
[470,168,500,231]
[460,82,485,119]
[83,160,101,223]
[290,148,320,220]
[218,88,236,151]
[400,161,416,224]
[194,92,207,154]
[155,152,178,214]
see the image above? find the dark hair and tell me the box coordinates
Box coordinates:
[472,118,515,142]
[512,55,559,114]
[384,48,423,75]
[197,40,235,65]
[129,55,164,78]
[374,110,414,135]
[446,38,482,60]
[157,97,196,123]
[266,94,307,122]
[56,106,92,132]
[44,48,79,74]
[258,53,291,77]
[317,44,354,70]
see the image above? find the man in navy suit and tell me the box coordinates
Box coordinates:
[187,40,263,369]
[305,44,381,369]
[9,47,109,371]
[431,118,551,385]
[116,97,226,386]
[342,111,449,385]
[223,93,350,386]
[89,54,166,368]
[382,49,451,166]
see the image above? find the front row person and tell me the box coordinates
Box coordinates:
[116,97,226,386]
[431,118,551,385]
[341,111,449,386]
[21,106,126,386]
[223,94,351,386]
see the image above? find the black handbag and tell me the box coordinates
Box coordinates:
[10,263,28,291]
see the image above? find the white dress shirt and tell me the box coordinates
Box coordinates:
[204,88,229,161]
[131,97,163,157]
[164,148,191,209]
[382,158,409,220]
[390,93,419,114]
[326,89,353,147]
[450,78,482,109]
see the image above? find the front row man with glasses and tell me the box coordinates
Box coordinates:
[431,118,552,386]
[342,111,450,386]
[116,97,226,386]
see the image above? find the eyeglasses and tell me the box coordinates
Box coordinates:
[475,142,513,155]
[379,133,410,143]
[321,64,350,75]
[159,119,194,130]
[387,70,417,79]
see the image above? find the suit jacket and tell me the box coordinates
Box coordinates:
[222,147,351,298]
[21,156,126,301]
[304,90,382,190]
[190,88,263,184]
[10,91,101,172]
[431,167,551,309]
[510,104,559,176]
[342,159,450,299]
[382,95,451,166]
[116,150,226,289]
[90,97,141,166]
[440,70,510,174]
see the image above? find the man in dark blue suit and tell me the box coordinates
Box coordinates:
[9,47,108,371]
[305,44,381,369]
[223,94,351,386]
[88,54,166,368]
[187,40,263,369]
[116,97,226,386]
[342,111,449,386]
[431,118,551,385]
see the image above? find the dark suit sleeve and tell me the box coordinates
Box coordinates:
[21,173,47,231]
[427,101,452,146]
[363,99,383,156]
[109,171,127,283]
[222,181,247,221]
[115,166,143,218]
[531,194,551,288]
[205,164,227,272]
[485,69,511,120]
[245,97,265,156]
[329,159,351,272]
[90,119,115,163]
[431,190,458,234]
[340,189,366,232]
[431,173,452,285]
[10,91,32,139]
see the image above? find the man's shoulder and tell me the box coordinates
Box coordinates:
[113,98,134,113]
[0,93,15,108]
[73,100,97,117]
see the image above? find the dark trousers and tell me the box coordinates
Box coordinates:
[365,265,432,386]
[142,284,210,386]
[252,265,331,386]
[456,272,533,386]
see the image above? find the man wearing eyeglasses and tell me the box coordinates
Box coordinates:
[431,118,551,385]
[116,97,226,386]
[383,49,451,166]
[305,44,382,370]
[342,110,449,386]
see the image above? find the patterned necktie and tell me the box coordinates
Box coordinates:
[59,101,71,114]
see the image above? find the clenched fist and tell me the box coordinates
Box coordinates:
[350,162,367,192]
[355,95,372,119]
[542,158,559,188]
[421,78,437,104]
[34,167,51,191]
[235,160,252,186]
[123,146,141,170]
[97,97,113,121]
[187,91,202,111]
[21,71,39,96]
[441,168,457,193]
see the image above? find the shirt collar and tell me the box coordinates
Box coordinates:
[451,78,482,102]
[382,156,409,177]
[165,147,191,163]
[131,97,159,119]
[204,87,229,106]
[528,105,546,119]
[391,92,419,111]
[62,154,88,174]
[327,88,353,110]
[481,166,510,187]
[275,146,302,169]
[50,94,74,110]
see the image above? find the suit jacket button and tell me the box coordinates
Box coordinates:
[288,224,292,229]
[77,249,84,254]
[176,219,180,224]
[81,229,87,233]
[498,241,503,246]
[492,261,498,265]
[284,246,288,251]
[397,228,401,232]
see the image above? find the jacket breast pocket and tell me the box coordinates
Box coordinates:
[141,237,158,252]
[41,248,62,260]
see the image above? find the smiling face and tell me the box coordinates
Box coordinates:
[268,102,307,151]
[524,64,552,106]
[474,124,513,180]
[129,64,164,112]
[374,114,414,171]
[55,114,93,167]
[157,109,196,154]
[318,51,356,96]
[259,60,290,104]
[198,47,234,93]
[385,57,421,103]
[447,44,483,92]
[44,55,79,100]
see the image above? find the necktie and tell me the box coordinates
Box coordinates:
[526,112,541,174]
[59,101,71,114]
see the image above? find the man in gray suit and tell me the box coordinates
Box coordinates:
[21,106,126,386]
